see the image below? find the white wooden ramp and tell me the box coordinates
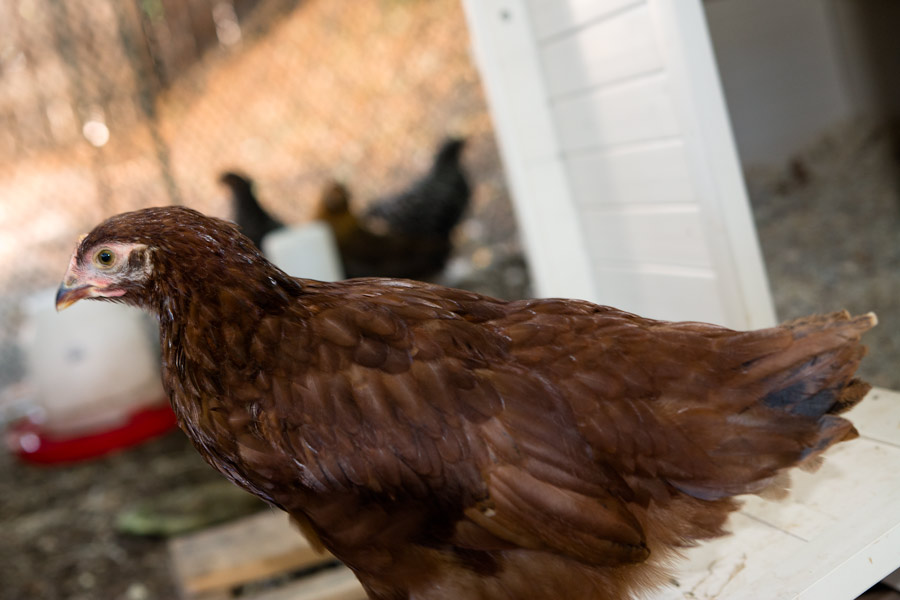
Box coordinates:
[651,387,900,600]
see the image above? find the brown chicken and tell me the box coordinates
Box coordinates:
[56,207,876,600]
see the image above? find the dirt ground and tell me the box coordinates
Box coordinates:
[0,431,221,600]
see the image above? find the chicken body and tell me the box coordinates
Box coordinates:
[57,207,875,600]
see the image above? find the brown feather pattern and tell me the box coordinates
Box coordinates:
[63,207,877,600]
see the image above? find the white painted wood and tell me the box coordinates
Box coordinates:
[553,74,681,152]
[539,4,662,98]
[464,0,775,329]
[834,388,900,448]
[646,0,776,329]
[527,0,642,41]
[591,264,727,323]
[582,205,711,268]
[486,55,561,163]
[567,141,697,206]
[650,387,900,600]
[462,1,597,302]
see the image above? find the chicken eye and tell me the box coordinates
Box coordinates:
[95,249,115,267]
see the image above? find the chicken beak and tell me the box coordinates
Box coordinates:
[57,236,87,311]
[55,282,95,311]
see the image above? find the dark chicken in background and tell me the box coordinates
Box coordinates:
[223,137,470,280]
[219,171,285,249]
[316,180,460,280]
[56,207,876,600]
[363,137,470,238]
[318,136,471,280]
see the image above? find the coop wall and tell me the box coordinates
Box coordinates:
[464,0,775,328]
[704,0,900,168]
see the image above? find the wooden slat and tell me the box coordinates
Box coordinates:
[552,73,681,152]
[849,388,900,448]
[539,3,661,97]
[737,439,892,545]
[592,263,727,324]
[169,510,334,597]
[461,0,598,302]
[567,140,697,206]
[582,205,712,268]
[527,0,643,40]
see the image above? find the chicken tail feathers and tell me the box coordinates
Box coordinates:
[670,311,876,501]
[758,311,875,420]
[754,311,876,473]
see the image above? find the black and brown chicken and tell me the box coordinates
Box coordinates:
[364,137,470,238]
[317,180,458,280]
[220,171,285,249]
[57,206,875,600]
[317,137,471,280]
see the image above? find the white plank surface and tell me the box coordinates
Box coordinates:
[582,205,711,268]
[591,264,727,324]
[567,141,697,206]
[465,0,776,331]
[646,0,776,329]
[539,4,662,97]
[652,387,900,600]
[462,1,597,302]
[528,0,643,41]
[552,73,681,152]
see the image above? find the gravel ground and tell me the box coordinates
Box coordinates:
[0,431,223,600]
[746,118,900,390]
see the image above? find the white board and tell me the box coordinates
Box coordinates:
[463,0,775,330]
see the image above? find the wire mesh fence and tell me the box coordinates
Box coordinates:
[0,0,526,396]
